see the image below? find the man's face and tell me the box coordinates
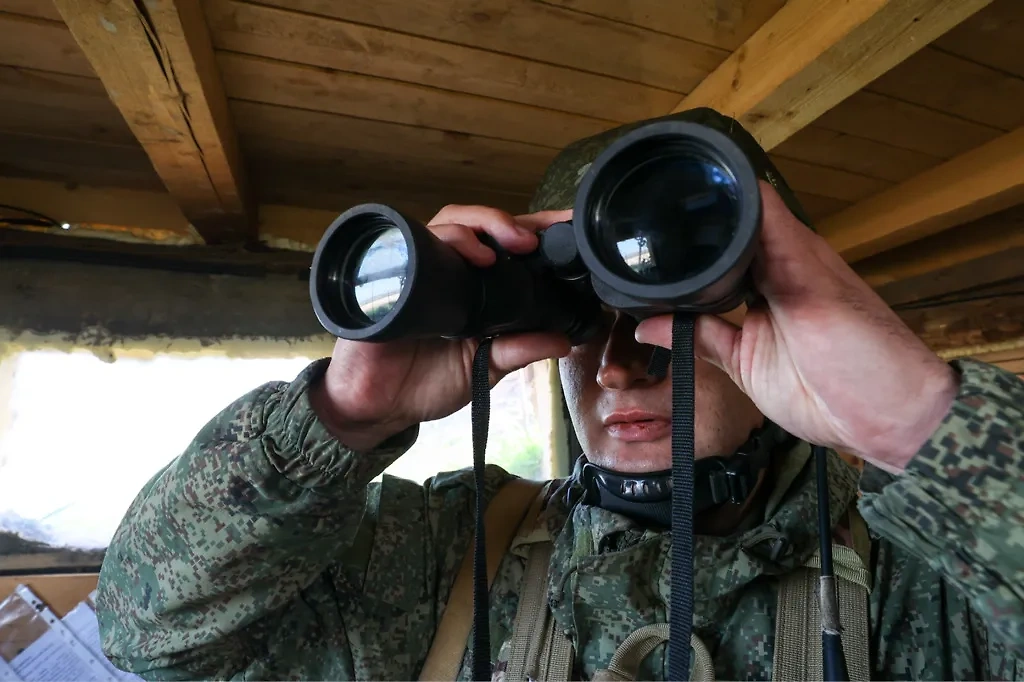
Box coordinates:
[559,308,764,473]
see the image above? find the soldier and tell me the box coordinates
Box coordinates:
[95,113,1024,681]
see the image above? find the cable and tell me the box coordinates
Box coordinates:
[892,291,1024,311]
[0,204,63,229]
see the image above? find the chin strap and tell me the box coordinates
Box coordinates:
[579,420,789,528]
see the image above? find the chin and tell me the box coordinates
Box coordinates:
[589,438,671,474]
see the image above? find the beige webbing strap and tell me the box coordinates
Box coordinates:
[505,541,555,681]
[771,544,871,682]
[592,626,713,682]
[419,478,545,682]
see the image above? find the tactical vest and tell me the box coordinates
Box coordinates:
[420,479,872,681]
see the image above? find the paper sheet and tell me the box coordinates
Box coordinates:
[9,629,100,682]
[62,605,139,681]
[0,657,21,682]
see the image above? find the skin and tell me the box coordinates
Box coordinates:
[312,183,960,491]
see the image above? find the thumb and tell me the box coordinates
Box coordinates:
[487,332,571,384]
[694,315,743,388]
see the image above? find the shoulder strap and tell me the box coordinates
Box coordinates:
[419,477,546,682]
[772,541,872,682]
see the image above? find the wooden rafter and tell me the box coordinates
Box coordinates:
[818,125,1024,262]
[673,0,993,150]
[51,0,253,245]
[855,204,1024,292]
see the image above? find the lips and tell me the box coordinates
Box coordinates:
[603,410,671,442]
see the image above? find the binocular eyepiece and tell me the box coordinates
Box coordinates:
[310,120,762,344]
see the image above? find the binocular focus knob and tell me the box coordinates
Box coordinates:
[539,221,587,280]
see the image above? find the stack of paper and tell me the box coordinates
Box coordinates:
[0,584,141,681]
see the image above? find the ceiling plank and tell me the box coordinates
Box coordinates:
[204,0,678,123]
[0,12,94,76]
[239,0,726,93]
[52,0,253,245]
[856,204,1024,293]
[897,280,1024,353]
[217,52,612,150]
[818,125,1024,262]
[535,0,785,51]
[671,0,993,150]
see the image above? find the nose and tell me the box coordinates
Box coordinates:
[596,312,661,391]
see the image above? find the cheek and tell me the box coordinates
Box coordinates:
[559,351,599,440]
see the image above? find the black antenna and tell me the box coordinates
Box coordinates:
[814,445,849,681]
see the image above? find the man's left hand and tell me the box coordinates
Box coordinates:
[634,181,959,473]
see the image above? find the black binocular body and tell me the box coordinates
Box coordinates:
[310,119,765,345]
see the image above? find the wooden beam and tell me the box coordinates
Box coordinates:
[0,176,338,251]
[818,125,1024,262]
[672,0,993,150]
[52,0,252,245]
[896,280,1024,353]
[855,204,1024,291]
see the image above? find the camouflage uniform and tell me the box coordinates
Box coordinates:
[95,111,1024,679]
[95,358,1024,680]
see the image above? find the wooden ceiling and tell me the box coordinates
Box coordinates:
[0,0,1021,368]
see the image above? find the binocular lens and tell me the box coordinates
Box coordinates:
[598,153,739,285]
[351,226,408,323]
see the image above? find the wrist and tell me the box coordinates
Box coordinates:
[309,377,411,452]
[867,361,960,472]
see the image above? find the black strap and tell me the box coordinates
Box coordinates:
[669,313,695,682]
[470,338,494,681]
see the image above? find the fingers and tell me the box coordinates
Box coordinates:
[429,224,499,267]
[693,314,743,388]
[429,205,540,256]
[489,332,571,383]
[635,313,744,386]
[515,209,573,232]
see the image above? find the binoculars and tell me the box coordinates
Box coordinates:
[309,119,764,344]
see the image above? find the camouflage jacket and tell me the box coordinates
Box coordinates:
[95,358,1024,680]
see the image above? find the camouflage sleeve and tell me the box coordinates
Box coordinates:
[858,359,1024,656]
[94,357,424,678]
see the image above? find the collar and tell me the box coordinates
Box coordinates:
[545,441,862,634]
[576,421,793,527]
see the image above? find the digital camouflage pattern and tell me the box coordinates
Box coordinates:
[96,111,1024,680]
[95,357,1024,680]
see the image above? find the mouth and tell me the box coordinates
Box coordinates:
[603,411,671,442]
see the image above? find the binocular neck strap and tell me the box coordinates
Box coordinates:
[467,318,845,682]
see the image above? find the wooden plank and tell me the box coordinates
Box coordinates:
[897,281,1024,353]
[770,157,891,203]
[248,154,533,220]
[0,132,164,192]
[0,12,94,76]
[249,0,726,92]
[818,126,1024,262]
[0,574,98,618]
[876,248,1024,308]
[934,0,1024,79]
[814,91,1003,160]
[230,100,556,192]
[53,0,253,245]
[773,125,942,183]
[0,66,136,147]
[867,47,1024,131]
[794,193,850,222]
[204,0,677,123]
[671,0,993,150]
[0,175,401,252]
[535,0,785,50]
[0,177,193,238]
[218,52,613,150]
[857,205,1024,291]
[0,0,62,21]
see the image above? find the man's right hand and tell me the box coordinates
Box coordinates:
[309,205,574,451]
